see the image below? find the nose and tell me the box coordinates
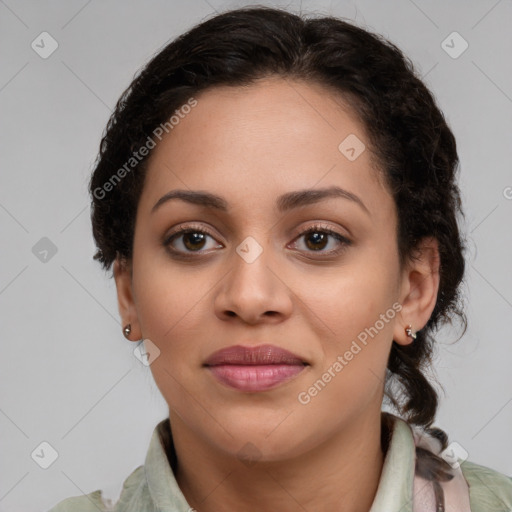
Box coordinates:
[213,237,293,325]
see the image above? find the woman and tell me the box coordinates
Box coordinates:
[49,6,512,511]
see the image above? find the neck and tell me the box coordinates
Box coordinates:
[169,410,387,512]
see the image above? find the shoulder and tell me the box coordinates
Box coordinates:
[461,459,512,509]
[47,489,109,512]
[47,465,146,512]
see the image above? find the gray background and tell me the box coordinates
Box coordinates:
[1,0,511,510]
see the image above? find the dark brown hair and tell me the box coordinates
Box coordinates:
[89,6,466,443]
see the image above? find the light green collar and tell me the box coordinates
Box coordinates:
[370,415,416,512]
[144,414,415,511]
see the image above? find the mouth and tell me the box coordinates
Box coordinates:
[204,344,309,392]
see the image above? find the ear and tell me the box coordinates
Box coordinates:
[393,237,440,346]
[113,255,142,342]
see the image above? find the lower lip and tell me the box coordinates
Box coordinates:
[206,364,306,391]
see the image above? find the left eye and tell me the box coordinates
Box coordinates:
[289,226,350,254]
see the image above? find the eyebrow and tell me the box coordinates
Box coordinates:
[151,186,370,216]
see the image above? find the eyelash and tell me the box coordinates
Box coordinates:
[163,222,352,260]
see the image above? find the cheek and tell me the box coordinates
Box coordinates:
[131,264,209,411]
[133,257,209,336]
[302,261,398,335]
[296,281,397,422]
[300,255,399,390]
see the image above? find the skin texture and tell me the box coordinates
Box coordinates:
[113,76,440,512]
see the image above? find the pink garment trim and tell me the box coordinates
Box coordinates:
[412,427,472,512]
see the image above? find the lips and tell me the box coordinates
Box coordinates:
[204,344,308,392]
[204,344,306,366]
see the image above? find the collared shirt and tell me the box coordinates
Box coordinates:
[48,414,512,511]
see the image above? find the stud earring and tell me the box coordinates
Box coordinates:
[405,324,417,340]
[123,324,132,338]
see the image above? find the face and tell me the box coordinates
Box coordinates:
[114,76,435,462]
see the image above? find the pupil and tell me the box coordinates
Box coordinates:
[184,232,205,250]
[306,232,327,250]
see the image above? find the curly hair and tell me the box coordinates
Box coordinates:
[89,6,466,445]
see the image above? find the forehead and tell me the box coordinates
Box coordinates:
[139,77,392,220]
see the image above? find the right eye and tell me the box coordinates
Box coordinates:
[163,224,224,255]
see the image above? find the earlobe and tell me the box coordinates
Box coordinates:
[393,237,440,346]
[405,324,417,340]
[113,256,141,341]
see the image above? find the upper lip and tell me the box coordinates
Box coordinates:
[204,344,307,366]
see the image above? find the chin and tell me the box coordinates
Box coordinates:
[213,419,309,463]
